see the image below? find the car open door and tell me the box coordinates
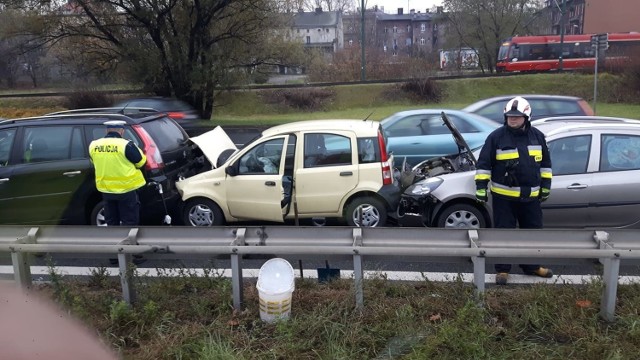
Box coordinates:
[225,136,287,223]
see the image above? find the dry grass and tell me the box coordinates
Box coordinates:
[33,265,640,360]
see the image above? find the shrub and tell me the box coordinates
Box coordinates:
[400,78,443,103]
[64,88,114,109]
[261,88,336,110]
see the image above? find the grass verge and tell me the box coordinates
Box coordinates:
[32,264,640,359]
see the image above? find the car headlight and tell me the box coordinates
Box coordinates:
[405,177,443,195]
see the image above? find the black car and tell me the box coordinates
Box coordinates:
[462,94,594,123]
[113,97,202,134]
[0,110,206,225]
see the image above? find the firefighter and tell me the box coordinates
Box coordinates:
[474,96,554,285]
[89,120,146,226]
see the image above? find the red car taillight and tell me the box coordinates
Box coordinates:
[132,124,164,171]
[167,112,186,120]
[578,100,595,116]
[377,130,392,185]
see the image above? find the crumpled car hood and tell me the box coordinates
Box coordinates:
[189,126,237,168]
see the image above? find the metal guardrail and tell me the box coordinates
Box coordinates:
[1,225,639,321]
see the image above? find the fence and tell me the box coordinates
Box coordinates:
[1,225,640,321]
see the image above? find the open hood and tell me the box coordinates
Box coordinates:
[440,111,477,164]
[189,126,238,168]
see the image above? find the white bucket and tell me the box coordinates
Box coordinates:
[256,258,295,323]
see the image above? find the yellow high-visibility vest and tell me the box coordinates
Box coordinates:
[89,137,146,194]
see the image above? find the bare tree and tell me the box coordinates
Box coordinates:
[442,0,543,73]
[303,0,353,12]
[27,0,305,118]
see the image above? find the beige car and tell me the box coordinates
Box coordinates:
[176,120,400,227]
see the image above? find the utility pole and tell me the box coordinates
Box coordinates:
[360,0,366,81]
[558,0,566,71]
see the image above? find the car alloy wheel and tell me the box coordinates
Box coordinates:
[345,196,387,227]
[437,203,486,229]
[183,198,224,226]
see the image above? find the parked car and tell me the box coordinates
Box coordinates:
[0,109,206,225]
[113,97,201,133]
[399,115,640,229]
[380,109,499,167]
[176,120,400,227]
[462,94,594,123]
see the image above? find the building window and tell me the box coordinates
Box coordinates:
[306,36,311,44]
[297,29,300,34]
[349,39,353,46]
[326,28,329,32]
[318,28,321,32]
[407,25,411,32]
[307,29,310,33]
[421,24,426,32]
[393,25,398,33]
[384,27,388,33]
[420,37,425,45]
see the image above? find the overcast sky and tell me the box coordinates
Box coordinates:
[370,0,443,13]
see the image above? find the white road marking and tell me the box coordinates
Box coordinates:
[2,266,640,285]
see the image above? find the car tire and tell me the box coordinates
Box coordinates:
[345,196,387,227]
[182,198,225,226]
[90,201,107,227]
[436,203,486,229]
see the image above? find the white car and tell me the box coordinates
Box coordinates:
[399,115,640,229]
[176,120,400,227]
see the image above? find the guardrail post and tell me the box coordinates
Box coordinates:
[468,230,485,296]
[11,227,38,289]
[352,228,364,309]
[231,228,246,311]
[118,228,139,304]
[600,255,620,322]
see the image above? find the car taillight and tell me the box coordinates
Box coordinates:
[578,100,595,116]
[167,112,185,120]
[132,124,164,171]
[378,130,392,185]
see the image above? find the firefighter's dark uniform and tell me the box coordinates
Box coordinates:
[89,122,146,226]
[475,122,552,274]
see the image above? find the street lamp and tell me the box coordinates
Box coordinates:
[360,0,366,81]
[557,0,566,71]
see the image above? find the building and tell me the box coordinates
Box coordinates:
[375,7,445,58]
[583,0,638,33]
[291,7,343,57]
[544,0,639,35]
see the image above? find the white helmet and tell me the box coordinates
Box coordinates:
[504,96,532,121]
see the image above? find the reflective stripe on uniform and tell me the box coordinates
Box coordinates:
[475,169,491,181]
[528,145,542,161]
[490,182,540,198]
[496,149,519,160]
[540,167,552,179]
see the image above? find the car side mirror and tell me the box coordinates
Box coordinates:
[225,165,238,177]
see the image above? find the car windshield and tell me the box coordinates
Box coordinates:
[140,117,188,152]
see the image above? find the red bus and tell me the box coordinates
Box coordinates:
[496,33,640,72]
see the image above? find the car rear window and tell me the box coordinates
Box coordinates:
[545,100,582,115]
[140,117,188,152]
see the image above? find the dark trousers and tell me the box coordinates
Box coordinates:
[492,195,542,274]
[103,191,140,226]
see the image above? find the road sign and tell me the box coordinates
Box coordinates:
[591,33,609,51]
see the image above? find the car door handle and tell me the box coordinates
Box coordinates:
[63,171,82,177]
[265,181,276,186]
[567,183,588,189]
[0,178,9,184]
[340,171,353,176]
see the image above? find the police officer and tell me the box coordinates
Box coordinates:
[474,96,553,285]
[89,120,146,226]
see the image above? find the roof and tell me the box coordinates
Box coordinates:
[261,119,380,137]
[376,12,433,22]
[532,116,640,135]
[293,10,341,27]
